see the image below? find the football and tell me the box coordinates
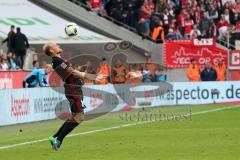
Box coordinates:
[65,22,79,37]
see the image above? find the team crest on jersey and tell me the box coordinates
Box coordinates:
[60,63,68,69]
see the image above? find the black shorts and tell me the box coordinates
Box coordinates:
[64,84,85,114]
[66,95,85,114]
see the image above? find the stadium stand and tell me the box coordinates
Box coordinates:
[1,0,237,87]
[69,0,240,46]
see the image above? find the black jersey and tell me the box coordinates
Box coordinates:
[52,56,84,96]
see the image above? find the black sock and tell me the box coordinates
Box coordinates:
[53,123,66,138]
[57,121,79,142]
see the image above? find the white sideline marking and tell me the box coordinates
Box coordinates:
[0,105,239,150]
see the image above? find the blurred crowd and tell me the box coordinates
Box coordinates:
[19,55,227,88]
[77,57,167,85]
[21,57,167,88]
[186,58,226,82]
[23,56,226,88]
[1,25,29,70]
[73,0,240,42]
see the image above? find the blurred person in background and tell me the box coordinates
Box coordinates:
[174,29,184,40]
[214,59,226,81]
[0,53,9,70]
[199,12,211,34]
[32,60,40,70]
[23,64,53,88]
[96,58,110,84]
[155,0,168,16]
[152,20,165,42]
[199,30,209,38]
[217,14,229,40]
[141,65,152,82]
[155,66,167,82]
[177,8,187,35]
[190,24,201,39]
[137,18,149,36]
[166,19,176,40]
[201,62,217,81]
[143,57,156,80]
[166,28,175,40]
[126,64,143,84]
[7,52,18,70]
[222,1,235,24]
[193,5,201,25]
[208,23,217,38]
[139,0,154,35]
[148,0,155,11]
[1,25,15,54]
[232,0,240,14]
[186,58,201,82]
[224,9,230,23]
[124,1,139,27]
[183,14,194,38]
[87,0,106,15]
[107,1,127,24]
[112,59,127,84]
[208,4,219,23]
[235,19,240,31]
[162,8,172,30]
[14,27,29,69]
[78,60,95,74]
[78,60,96,84]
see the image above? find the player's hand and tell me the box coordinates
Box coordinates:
[95,74,107,82]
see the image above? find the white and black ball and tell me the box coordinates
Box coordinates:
[65,22,79,37]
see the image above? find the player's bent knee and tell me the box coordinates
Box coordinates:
[72,113,84,123]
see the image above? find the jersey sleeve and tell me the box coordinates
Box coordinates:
[53,58,74,81]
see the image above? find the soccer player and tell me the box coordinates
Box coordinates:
[43,42,103,150]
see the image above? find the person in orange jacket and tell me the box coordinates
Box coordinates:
[112,59,127,84]
[186,58,201,82]
[214,59,226,81]
[152,20,165,42]
[96,58,110,84]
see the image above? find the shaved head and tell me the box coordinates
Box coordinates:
[43,42,62,57]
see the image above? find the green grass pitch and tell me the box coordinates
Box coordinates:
[0,104,239,160]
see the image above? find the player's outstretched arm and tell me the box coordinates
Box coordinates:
[72,69,105,82]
